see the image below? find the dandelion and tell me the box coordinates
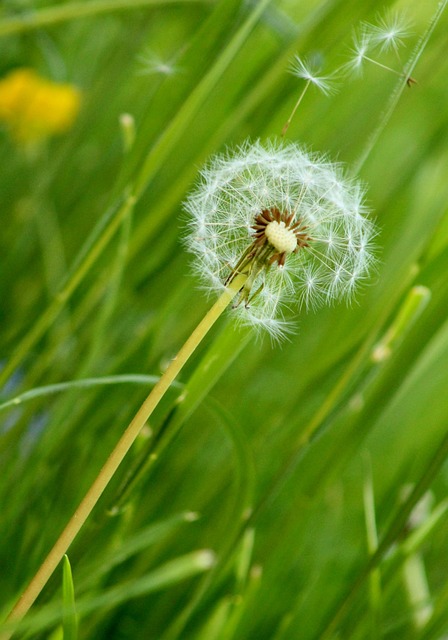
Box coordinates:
[0,68,81,144]
[184,139,376,339]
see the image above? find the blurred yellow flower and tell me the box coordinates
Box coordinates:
[0,68,81,143]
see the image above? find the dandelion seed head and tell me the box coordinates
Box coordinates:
[183,140,376,338]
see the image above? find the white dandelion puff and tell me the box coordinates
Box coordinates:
[183,140,377,339]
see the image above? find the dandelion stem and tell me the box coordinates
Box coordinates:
[0,274,246,640]
[281,80,310,136]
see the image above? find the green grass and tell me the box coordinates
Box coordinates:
[1,0,448,638]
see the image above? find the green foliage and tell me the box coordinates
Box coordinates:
[1,0,448,638]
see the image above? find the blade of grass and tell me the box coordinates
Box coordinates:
[0,375,181,413]
[78,198,133,375]
[362,453,382,640]
[0,0,210,38]
[61,556,78,640]
[107,321,252,511]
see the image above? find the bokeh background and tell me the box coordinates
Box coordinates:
[1,0,448,638]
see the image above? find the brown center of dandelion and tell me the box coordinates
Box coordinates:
[251,207,310,267]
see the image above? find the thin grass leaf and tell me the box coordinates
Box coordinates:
[0,375,180,413]
[196,598,234,640]
[62,556,78,640]
[362,453,382,639]
[235,528,255,593]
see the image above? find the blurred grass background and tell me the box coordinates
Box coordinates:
[1,0,448,638]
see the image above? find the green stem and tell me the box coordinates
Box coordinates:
[0,276,245,640]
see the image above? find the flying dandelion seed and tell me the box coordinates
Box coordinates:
[184,140,377,339]
[289,55,335,95]
[344,29,373,77]
[282,55,336,135]
[137,50,179,77]
[367,11,411,54]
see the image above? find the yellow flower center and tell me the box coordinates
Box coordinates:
[264,220,298,254]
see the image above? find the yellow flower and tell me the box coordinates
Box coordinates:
[0,68,81,143]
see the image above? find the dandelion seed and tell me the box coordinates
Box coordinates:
[367,11,411,54]
[137,50,179,77]
[344,29,373,77]
[184,140,376,339]
[289,55,335,95]
[282,55,335,136]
